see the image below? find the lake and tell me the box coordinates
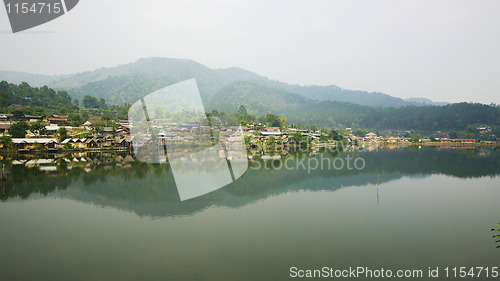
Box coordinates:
[1,146,499,280]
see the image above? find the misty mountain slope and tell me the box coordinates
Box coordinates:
[404,97,449,106]
[207,81,309,114]
[0,71,68,86]
[285,85,407,106]
[51,58,213,89]
[68,73,176,105]
[0,57,443,107]
[206,81,374,126]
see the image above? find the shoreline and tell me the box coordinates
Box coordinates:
[1,140,498,155]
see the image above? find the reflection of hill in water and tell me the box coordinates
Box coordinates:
[1,147,499,218]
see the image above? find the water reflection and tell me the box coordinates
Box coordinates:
[1,147,500,218]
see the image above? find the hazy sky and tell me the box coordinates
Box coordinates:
[1,0,499,104]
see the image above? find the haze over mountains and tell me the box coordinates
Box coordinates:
[0,57,447,109]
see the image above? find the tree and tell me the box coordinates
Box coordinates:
[266,114,280,127]
[82,111,89,121]
[68,113,82,127]
[353,129,368,137]
[58,127,69,142]
[56,90,72,105]
[9,121,28,138]
[268,136,276,145]
[29,121,45,137]
[99,98,108,110]
[12,110,24,121]
[102,112,111,121]
[0,135,13,148]
[264,113,288,129]
[291,132,304,143]
[238,105,248,119]
[154,106,164,120]
[411,134,421,143]
[279,116,289,129]
[465,125,479,139]
[0,80,12,107]
[34,106,45,115]
[329,130,342,141]
[82,95,99,109]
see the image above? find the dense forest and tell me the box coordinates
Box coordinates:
[208,81,500,134]
[0,80,77,114]
[0,81,130,126]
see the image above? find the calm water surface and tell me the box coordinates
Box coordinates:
[1,147,499,280]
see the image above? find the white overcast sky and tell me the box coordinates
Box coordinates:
[1,0,499,104]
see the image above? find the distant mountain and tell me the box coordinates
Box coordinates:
[206,81,371,126]
[405,97,449,106]
[0,57,444,107]
[0,70,68,86]
[277,84,409,107]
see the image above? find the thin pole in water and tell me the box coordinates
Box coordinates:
[377,173,380,206]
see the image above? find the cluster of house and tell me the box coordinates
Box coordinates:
[0,114,67,133]
[355,130,499,144]
[247,127,330,147]
[10,135,135,151]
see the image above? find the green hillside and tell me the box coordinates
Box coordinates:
[207,81,500,132]
[0,57,437,107]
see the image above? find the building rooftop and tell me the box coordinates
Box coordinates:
[12,138,57,144]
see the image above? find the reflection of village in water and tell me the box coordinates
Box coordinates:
[1,146,500,218]
[2,142,496,179]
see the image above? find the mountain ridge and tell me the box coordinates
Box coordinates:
[0,57,447,107]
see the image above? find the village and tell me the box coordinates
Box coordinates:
[1,112,499,153]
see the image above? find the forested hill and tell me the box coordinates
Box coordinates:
[1,80,499,133]
[207,81,500,131]
[0,57,445,107]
